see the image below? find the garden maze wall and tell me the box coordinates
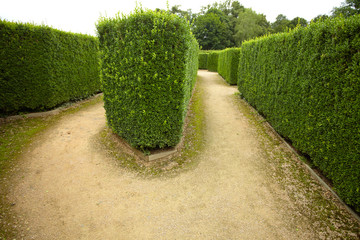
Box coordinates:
[198,52,208,69]
[207,51,220,72]
[200,15,360,212]
[97,8,198,150]
[0,20,101,114]
[218,48,240,85]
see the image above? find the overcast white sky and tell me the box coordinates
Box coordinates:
[1,0,344,36]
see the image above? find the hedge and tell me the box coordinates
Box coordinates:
[198,52,208,69]
[97,8,199,150]
[217,48,240,85]
[207,51,219,72]
[238,15,360,212]
[0,20,101,114]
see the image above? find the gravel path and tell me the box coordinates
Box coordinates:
[7,70,359,239]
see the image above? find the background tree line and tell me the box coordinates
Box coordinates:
[166,0,360,50]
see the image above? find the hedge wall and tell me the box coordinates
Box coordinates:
[238,15,360,212]
[198,52,208,69]
[0,20,100,114]
[218,48,240,85]
[207,51,219,72]
[97,8,199,150]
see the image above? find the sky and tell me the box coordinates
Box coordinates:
[1,0,345,36]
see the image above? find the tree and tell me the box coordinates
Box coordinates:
[234,8,270,45]
[332,0,360,17]
[312,14,330,23]
[217,0,245,17]
[271,14,291,33]
[192,7,234,50]
[271,15,308,33]
[200,0,244,16]
[192,10,233,50]
[230,0,245,18]
[288,17,308,29]
[169,5,196,23]
[216,0,245,47]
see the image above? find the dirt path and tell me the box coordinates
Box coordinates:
[7,70,359,239]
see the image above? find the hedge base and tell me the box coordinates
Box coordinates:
[108,133,181,162]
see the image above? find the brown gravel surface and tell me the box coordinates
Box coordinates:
[5,70,360,239]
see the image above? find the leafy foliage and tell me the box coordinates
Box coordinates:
[332,0,360,17]
[207,51,220,72]
[192,10,233,50]
[97,8,198,151]
[169,5,196,24]
[0,20,101,114]
[312,15,331,23]
[238,15,360,212]
[271,14,291,33]
[234,8,270,45]
[175,0,315,48]
[198,52,209,69]
[271,14,308,34]
[193,1,272,48]
[217,48,240,85]
[288,17,308,29]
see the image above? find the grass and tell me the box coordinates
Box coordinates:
[0,94,103,176]
[0,94,103,240]
[97,76,206,178]
[0,117,52,240]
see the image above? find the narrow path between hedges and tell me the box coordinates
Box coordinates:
[6,70,359,239]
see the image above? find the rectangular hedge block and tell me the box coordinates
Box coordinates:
[218,50,226,77]
[0,20,101,114]
[218,48,240,85]
[97,8,199,150]
[198,52,208,69]
[238,15,360,212]
[207,51,220,72]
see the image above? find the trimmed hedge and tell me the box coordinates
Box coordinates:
[207,51,219,72]
[238,15,360,211]
[198,52,208,69]
[218,48,240,85]
[0,20,100,114]
[97,8,199,150]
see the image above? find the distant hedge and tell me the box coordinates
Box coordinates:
[238,15,360,212]
[198,52,208,69]
[0,20,100,114]
[207,51,219,72]
[218,48,240,85]
[97,8,199,150]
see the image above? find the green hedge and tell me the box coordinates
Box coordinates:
[0,20,100,114]
[218,48,240,85]
[198,52,208,69]
[218,50,225,77]
[97,8,199,150]
[238,15,360,212]
[207,51,219,72]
